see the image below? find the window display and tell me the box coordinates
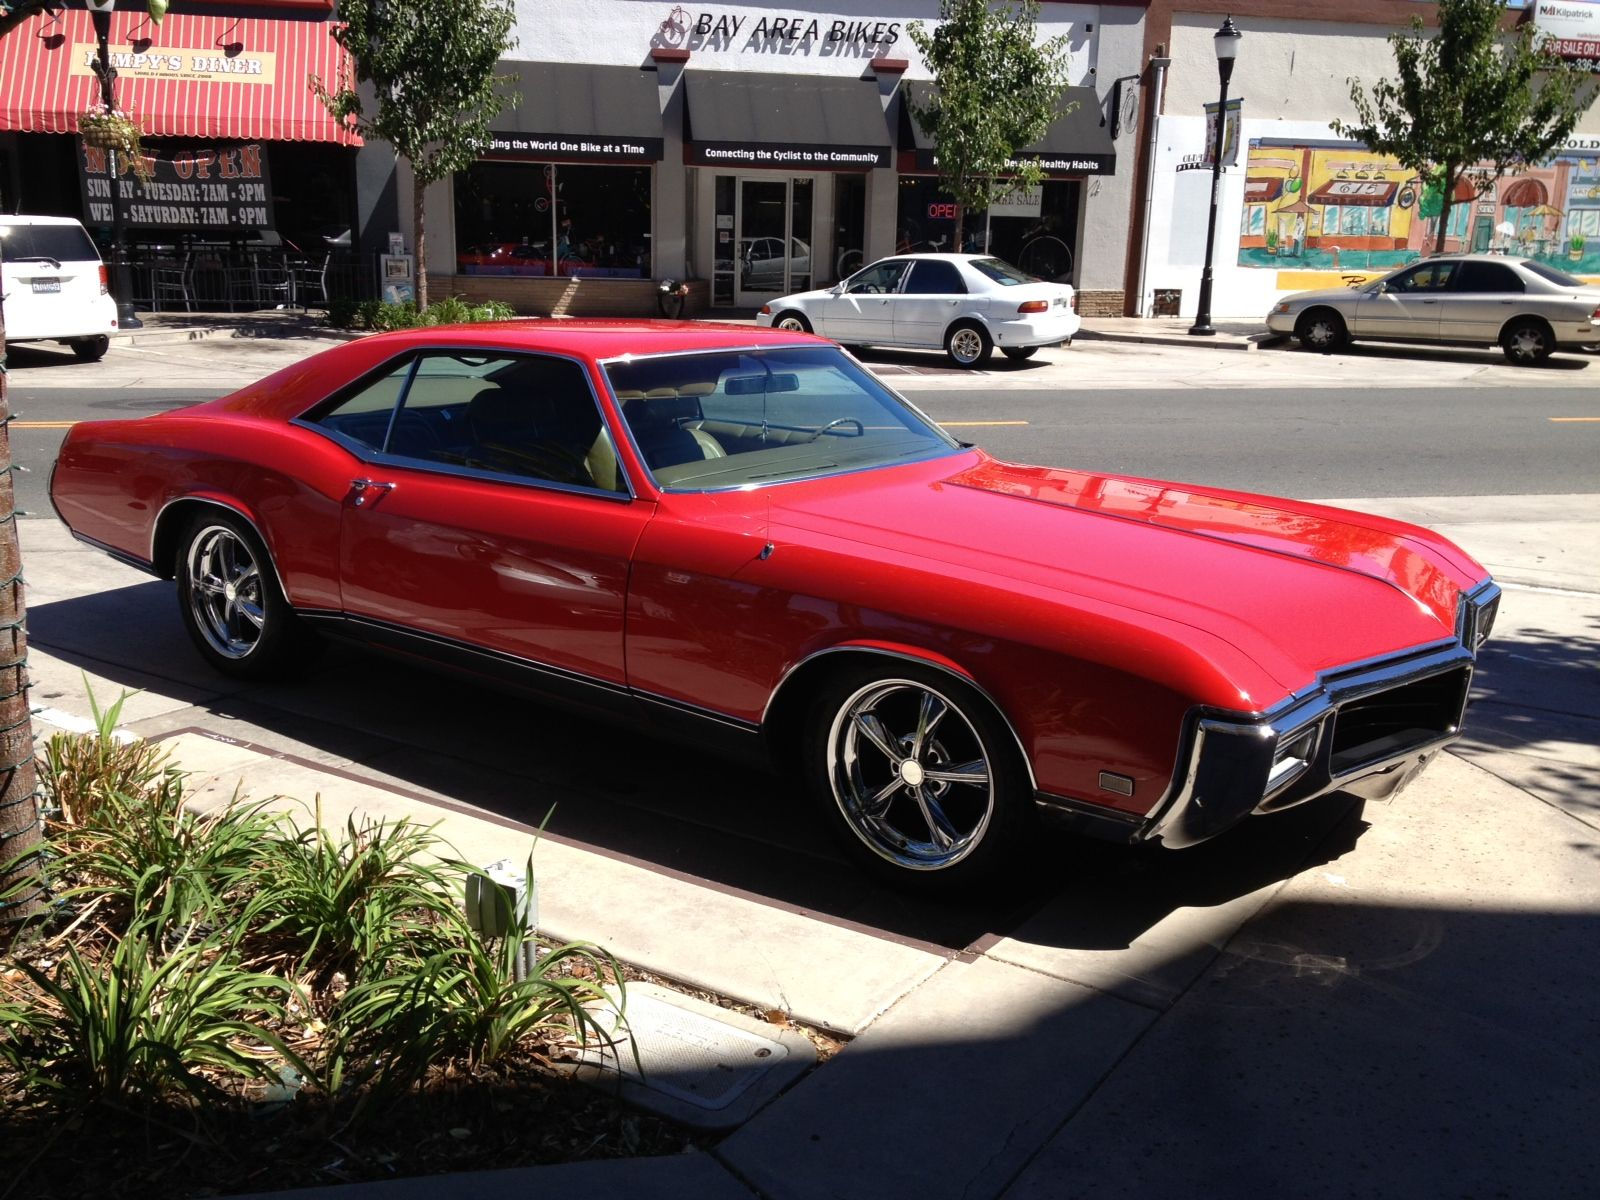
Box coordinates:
[455,162,652,279]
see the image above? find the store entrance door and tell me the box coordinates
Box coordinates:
[735,177,813,308]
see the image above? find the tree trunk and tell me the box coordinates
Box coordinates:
[413,171,428,311]
[0,262,43,929]
[1433,166,1457,256]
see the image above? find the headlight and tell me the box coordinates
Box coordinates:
[1271,301,1291,314]
[1266,724,1319,793]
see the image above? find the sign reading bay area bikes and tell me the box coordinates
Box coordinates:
[78,142,275,231]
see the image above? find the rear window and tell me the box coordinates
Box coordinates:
[1519,260,1585,288]
[0,222,101,264]
[969,257,1040,287]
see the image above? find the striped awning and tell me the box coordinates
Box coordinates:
[0,7,361,145]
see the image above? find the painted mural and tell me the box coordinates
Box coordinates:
[1237,139,1600,285]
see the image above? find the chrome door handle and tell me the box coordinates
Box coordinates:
[349,478,396,507]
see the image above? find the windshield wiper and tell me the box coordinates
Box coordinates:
[12,256,63,269]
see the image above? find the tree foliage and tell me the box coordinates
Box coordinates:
[315,0,516,307]
[1333,0,1597,253]
[907,0,1071,249]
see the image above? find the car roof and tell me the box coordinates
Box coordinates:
[887,253,993,263]
[352,318,822,362]
[0,214,89,228]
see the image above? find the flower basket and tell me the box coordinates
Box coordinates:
[78,106,154,179]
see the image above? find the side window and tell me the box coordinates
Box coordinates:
[904,260,966,295]
[391,353,622,493]
[845,260,907,294]
[310,358,414,452]
[1454,262,1524,293]
[1392,262,1454,292]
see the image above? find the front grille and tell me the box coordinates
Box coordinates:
[1328,667,1470,775]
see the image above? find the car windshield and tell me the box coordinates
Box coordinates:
[0,222,99,263]
[969,258,1040,286]
[1519,259,1585,288]
[605,345,960,491]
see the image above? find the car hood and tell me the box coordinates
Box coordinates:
[1280,287,1364,306]
[757,454,1485,702]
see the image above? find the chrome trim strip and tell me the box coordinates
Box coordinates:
[760,644,1040,793]
[291,344,640,502]
[67,529,158,576]
[632,690,763,734]
[149,496,293,600]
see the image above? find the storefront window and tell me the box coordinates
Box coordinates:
[454,162,651,279]
[895,175,1079,281]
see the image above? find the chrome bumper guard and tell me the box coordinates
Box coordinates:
[1140,579,1499,850]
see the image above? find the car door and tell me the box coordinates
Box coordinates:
[1441,259,1526,344]
[1354,260,1454,340]
[821,259,909,342]
[310,349,654,708]
[893,258,969,347]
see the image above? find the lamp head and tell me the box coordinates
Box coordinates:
[85,0,116,14]
[1215,16,1242,61]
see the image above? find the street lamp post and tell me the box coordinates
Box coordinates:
[85,0,142,330]
[1188,15,1241,337]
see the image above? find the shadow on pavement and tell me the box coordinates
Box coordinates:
[1263,337,1594,370]
[27,579,1363,956]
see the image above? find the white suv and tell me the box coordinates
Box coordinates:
[0,215,118,360]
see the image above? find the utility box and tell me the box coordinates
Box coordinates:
[465,858,537,939]
[1152,288,1182,317]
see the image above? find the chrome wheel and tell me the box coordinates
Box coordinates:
[947,325,988,366]
[826,678,996,871]
[185,524,267,660]
[774,313,810,333]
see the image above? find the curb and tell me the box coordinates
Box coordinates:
[109,320,362,348]
[1075,327,1282,352]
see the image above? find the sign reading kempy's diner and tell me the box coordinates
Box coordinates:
[486,133,664,162]
[690,141,888,168]
[79,143,275,230]
[70,44,277,85]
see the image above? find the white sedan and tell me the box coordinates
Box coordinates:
[756,252,1079,367]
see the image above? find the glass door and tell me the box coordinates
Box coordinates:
[734,177,813,307]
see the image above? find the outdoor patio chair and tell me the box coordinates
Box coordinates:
[150,251,195,313]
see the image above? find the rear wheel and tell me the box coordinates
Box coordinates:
[1001,346,1038,362]
[1294,308,1347,352]
[71,336,110,362]
[1501,317,1553,365]
[802,661,1035,889]
[175,512,317,680]
[945,321,993,368]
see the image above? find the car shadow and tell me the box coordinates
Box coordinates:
[1263,338,1594,370]
[28,579,1373,956]
[853,345,1055,375]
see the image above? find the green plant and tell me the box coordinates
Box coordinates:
[1572,234,1586,252]
[40,686,172,828]
[327,295,360,329]
[240,803,462,985]
[3,923,299,1105]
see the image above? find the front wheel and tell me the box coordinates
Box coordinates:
[802,662,1035,889]
[772,311,811,333]
[1501,318,1553,365]
[71,336,110,362]
[1294,308,1347,352]
[1001,346,1038,362]
[945,321,993,368]
[175,512,316,680]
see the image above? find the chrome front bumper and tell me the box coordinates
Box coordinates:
[1139,579,1500,849]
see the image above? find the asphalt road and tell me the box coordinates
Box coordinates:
[9,380,1598,515]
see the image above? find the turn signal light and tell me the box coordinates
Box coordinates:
[760,304,773,315]
[1017,300,1049,314]
[99,264,109,295]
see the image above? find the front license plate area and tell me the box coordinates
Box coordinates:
[31,278,61,294]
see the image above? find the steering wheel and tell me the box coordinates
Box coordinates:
[800,418,864,443]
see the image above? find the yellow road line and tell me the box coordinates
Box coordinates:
[12,421,78,429]
[1548,417,1600,423]
[941,420,1030,427]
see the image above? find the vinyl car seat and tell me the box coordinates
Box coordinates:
[622,392,726,471]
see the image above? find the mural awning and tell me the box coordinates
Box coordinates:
[0,6,360,145]
[1245,177,1284,202]
[1308,179,1399,207]
[484,63,663,163]
[1501,178,1549,207]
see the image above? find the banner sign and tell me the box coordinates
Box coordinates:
[79,142,275,230]
[69,43,277,86]
[1202,98,1243,168]
[485,132,664,162]
[689,140,889,168]
[909,149,1115,176]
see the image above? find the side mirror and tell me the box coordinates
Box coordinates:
[829,282,844,296]
[1376,281,1390,294]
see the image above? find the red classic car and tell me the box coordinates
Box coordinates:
[49,322,1499,887]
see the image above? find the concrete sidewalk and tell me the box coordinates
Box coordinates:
[18,487,1598,1200]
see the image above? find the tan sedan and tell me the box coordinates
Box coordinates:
[1267,254,1600,365]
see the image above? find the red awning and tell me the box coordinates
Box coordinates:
[1501,178,1549,207]
[1244,177,1284,203]
[1308,179,1399,207]
[0,8,360,145]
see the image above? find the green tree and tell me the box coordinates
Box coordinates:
[907,0,1071,251]
[315,0,517,308]
[1334,0,1597,254]
[0,2,165,928]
